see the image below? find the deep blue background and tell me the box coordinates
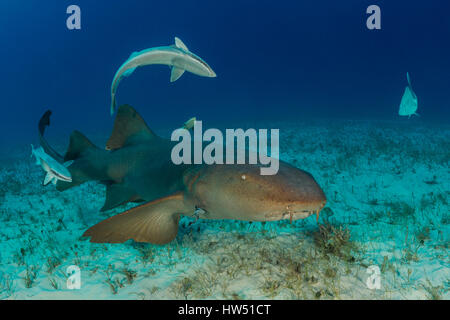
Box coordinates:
[1,0,449,146]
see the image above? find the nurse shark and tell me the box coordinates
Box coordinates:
[39,105,326,244]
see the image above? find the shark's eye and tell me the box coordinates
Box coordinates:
[241,175,246,180]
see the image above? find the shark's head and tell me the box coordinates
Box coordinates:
[184,51,217,78]
[184,162,326,222]
[172,37,216,78]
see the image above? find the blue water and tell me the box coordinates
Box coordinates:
[1,0,450,145]
[0,1,449,300]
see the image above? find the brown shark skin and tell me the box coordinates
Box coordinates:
[182,163,326,222]
[41,105,326,244]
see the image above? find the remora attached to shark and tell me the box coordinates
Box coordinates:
[110,37,216,115]
[40,105,326,245]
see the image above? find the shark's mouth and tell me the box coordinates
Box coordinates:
[265,203,325,223]
[265,210,316,222]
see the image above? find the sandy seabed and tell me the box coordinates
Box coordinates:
[0,119,448,300]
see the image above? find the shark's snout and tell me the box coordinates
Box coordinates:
[185,163,327,223]
[209,69,217,77]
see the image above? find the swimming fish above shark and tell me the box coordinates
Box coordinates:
[39,105,326,245]
[182,117,197,130]
[31,144,73,186]
[399,72,419,118]
[110,37,216,115]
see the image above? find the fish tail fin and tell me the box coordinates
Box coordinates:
[56,131,108,191]
[38,110,65,163]
[406,72,415,92]
[110,95,116,116]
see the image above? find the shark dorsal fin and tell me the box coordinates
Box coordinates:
[65,131,98,161]
[174,37,189,51]
[106,104,156,151]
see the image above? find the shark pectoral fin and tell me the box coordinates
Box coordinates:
[174,37,189,51]
[101,183,139,212]
[83,193,186,244]
[170,67,185,82]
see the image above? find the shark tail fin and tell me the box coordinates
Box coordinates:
[56,131,106,191]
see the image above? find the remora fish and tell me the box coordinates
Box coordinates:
[182,117,196,130]
[40,105,326,244]
[111,37,216,115]
[31,144,73,185]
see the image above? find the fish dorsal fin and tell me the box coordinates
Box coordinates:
[128,51,140,60]
[174,37,189,51]
[106,104,156,151]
